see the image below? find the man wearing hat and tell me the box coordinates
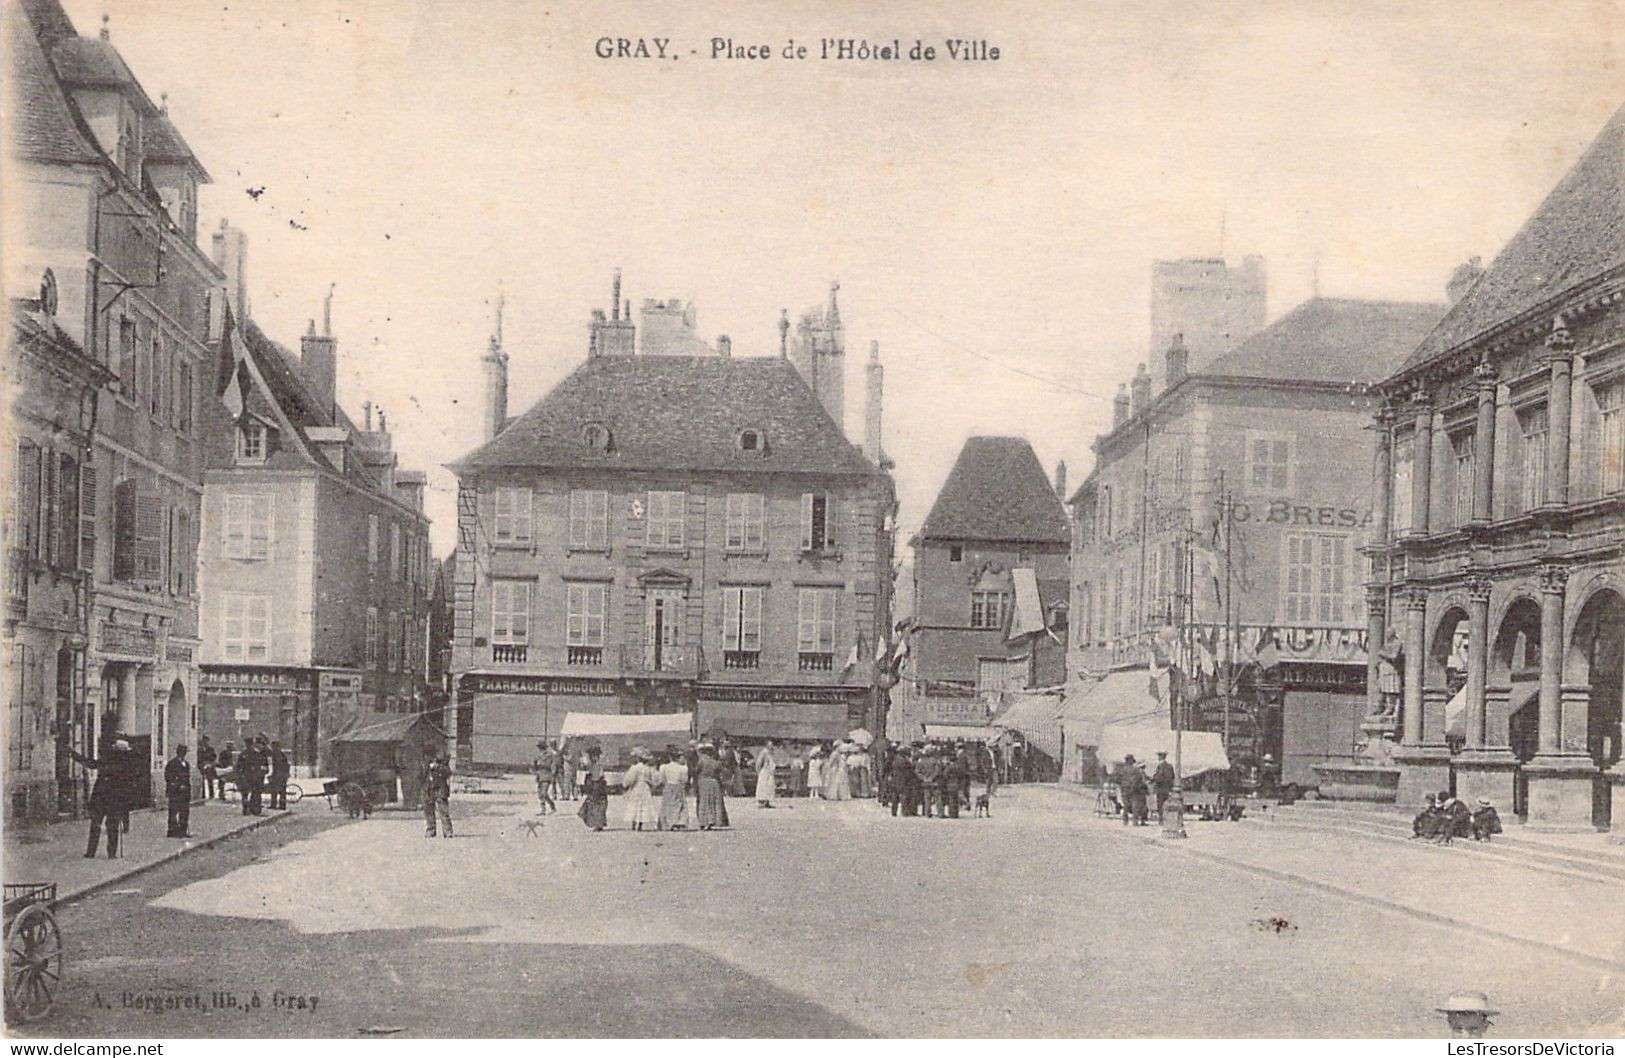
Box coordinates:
[423,754,454,837]
[531,740,558,814]
[1150,751,1176,823]
[62,734,140,858]
[165,743,193,838]
[267,739,291,810]
[236,736,268,816]
[1116,754,1149,826]
[215,741,236,800]
[1470,797,1503,841]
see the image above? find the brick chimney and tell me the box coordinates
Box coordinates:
[1053,459,1067,500]
[300,284,337,421]
[1446,256,1484,305]
[717,334,732,357]
[482,293,509,440]
[1130,362,1151,418]
[1165,332,1188,389]
[588,269,636,357]
[1112,384,1130,429]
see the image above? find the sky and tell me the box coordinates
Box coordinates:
[56,0,1624,555]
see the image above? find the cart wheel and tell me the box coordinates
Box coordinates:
[4,903,62,1024]
[286,783,304,804]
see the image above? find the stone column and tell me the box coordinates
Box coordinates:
[1372,409,1394,543]
[1365,587,1387,721]
[1402,584,1427,747]
[1537,564,1566,756]
[1464,575,1492,748]
[1409,389,1434,536]
[1545,318,1574,509]
[1472,362,1497,524]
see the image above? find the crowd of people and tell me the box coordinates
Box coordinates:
[1412,790,1502,844]
[872,739,1003,818]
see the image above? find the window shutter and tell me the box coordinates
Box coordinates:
[823,494,836,547]
[724,588,741,649]
[78,462,97,571]
[133,491,165,581]
[800,494,814,550]
[113,480,137,580]
[41,452,59,566]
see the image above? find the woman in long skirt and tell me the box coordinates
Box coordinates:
[755,741,778,808]
[807,748,824,799]
[658,751,689,830]
[622,749,658,831]
[695,745,725,830]
[577,746,609,831]
[823,744,851,801]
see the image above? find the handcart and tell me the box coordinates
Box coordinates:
[4,882,62,1024]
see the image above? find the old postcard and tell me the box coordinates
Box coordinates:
[2,0,1623,1042]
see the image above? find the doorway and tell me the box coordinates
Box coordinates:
[645,589,684,671]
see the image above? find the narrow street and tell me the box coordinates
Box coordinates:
[13,782,1621,1038]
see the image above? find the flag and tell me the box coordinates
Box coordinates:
[1148,662,1168,703]
[1256,637,1280,671]
[221,354,248,421]
[843,642,860,673]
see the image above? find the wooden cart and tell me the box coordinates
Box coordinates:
[4,882,62,1024]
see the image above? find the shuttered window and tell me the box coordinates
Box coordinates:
[569,489,608,548]
[491,581,530,645]
[1521,406,1548,512]
[113,480,165,582]
[221,593,271,660]
[222,494,272,560]
[14,441,41,558]
[796,587,837,653]
[493,487,532,543]
[646,491,685,549]
[800,492,837,551]
[1283,532,1352,625]
[1599,384,1623,495]
[566,583,605,646]
[723,586,763,651]
[725,493,764,551]
[78,462,98,572]
[365,608,379,665]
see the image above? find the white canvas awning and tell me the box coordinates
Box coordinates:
[991,691,1064,758]
[1008,567,1047,640]
[560,712,693,737]
[923,723,999,742]
[1096,720,1230,777]
[1057,669,1165,746]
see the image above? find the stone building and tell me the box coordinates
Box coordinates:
[7,0,222,810]
[195,269,432,773]
[1148,255,1268,392]
[1069,296,1444,785]
[891,437,1071,742]
[1367,104,1624,829]
[449,276,895,765]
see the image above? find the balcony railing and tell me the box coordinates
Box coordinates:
[620,644,700,677]
[490,643,528,664]
[567,645,605,667]
[722,649,760,671]
[798,652,834,673]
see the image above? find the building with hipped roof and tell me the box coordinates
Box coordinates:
[5,0,222,817]
[1366,103,1624,830]
[1067,266,1446,790]
[889,437,1071,752]
[448,274,895,766]
[194,247,433,774]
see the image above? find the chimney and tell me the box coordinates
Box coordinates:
[864,339,884,465]
[299,289,338,421]
[778,309,789,358]
[1053,460,1067,501]
[211,219,249,319]
[717,334,732,357]
[482,293,509,440]
[1165,332,1188,389]
[1112,384,1130,428]
[1130,362,1151,418]
[1447,256,1484,305]
[588,270,636,357]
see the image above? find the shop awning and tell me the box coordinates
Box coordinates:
[560,712,693,737]
[991,691,1064,758]
[1057,669,1166,746]
[1097,720,1230,777]
[329,711,448,744]
[923,723,999,742]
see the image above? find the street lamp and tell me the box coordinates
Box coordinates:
[1163,684,1187,839]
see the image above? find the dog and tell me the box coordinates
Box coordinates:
[518,817,546,837]
[974,793,991,818]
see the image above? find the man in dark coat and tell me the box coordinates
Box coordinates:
[64,736,140,858]
[266,739,291,810]
[915,746,943,818]
[197,735,218,800]
[1117,754,1149,826]
[1435,790,1471,844]
[423,756,453,837]
[954,741,973,811]
[165,744,193,838]
[1470,798,1503,841]
[943,749,967,819]
[236,737,267,816]
[1151,751,1177,822]
[885,749,914,817]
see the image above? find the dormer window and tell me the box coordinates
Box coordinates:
[236,421,268,464]
[738,428,766,454]
[582,423,612,451]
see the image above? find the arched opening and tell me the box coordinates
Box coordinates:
[1566,589,1624,828]
[1492,598,1543,819]
[1429,607,1471,751]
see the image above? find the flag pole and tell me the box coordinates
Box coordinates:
[1163,516,1188,839]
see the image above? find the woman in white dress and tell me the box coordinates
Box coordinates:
[622,748,659,831]
[807,747,824,798]
[755,741,778,808]
[822,742,851,801]
[657,750,689,830]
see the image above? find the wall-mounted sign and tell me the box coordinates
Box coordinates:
[99,624,156,657]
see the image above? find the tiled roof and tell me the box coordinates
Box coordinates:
[919,436,1070,544]
[1202,297,1446,385]
[143,111,206,175]
[5,4,98,164]
[48,35,135,88]
[1400,103,1625,372]
[451,354,879,476]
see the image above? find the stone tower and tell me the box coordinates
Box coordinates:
[791,280,846,430]
[482,293,509,440]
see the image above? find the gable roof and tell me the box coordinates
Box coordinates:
[919,436,1070,544]
[5,3,99,164]
[1203,297,1447,385]
[451,354,878,476]
[1400,103,1625,373]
